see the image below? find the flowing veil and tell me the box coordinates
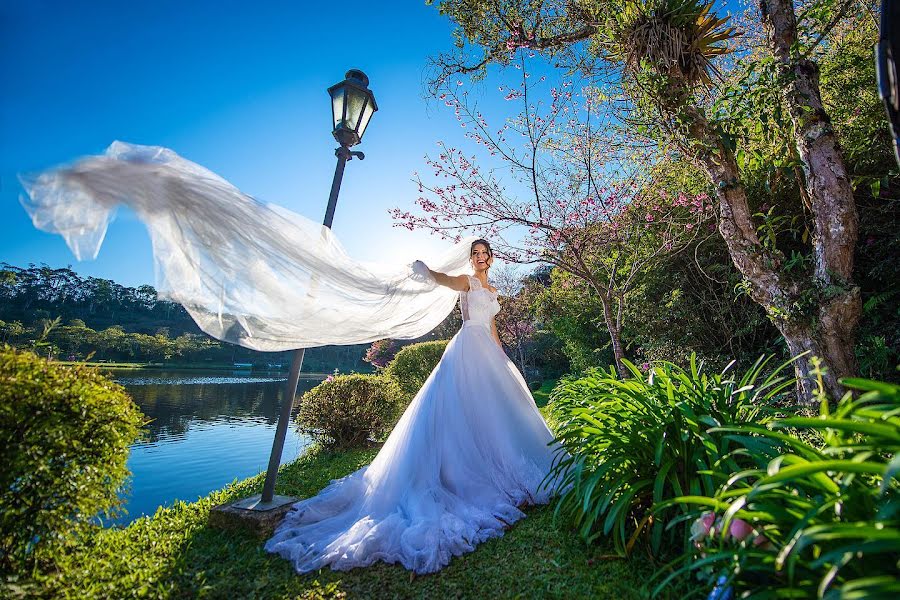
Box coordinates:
[19,141,476,351]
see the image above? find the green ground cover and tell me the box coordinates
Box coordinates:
[531,379,558,408]
[9,422,673,599]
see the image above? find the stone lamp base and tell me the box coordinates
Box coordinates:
[208,494,298,538]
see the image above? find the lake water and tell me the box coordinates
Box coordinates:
[101,369,321,527]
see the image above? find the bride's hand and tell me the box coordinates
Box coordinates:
[411,261,469,291]
[410,260,435,283]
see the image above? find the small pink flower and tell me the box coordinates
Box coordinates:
[690,512,716,545]
[753,533,773,550]
[728,518,754,541]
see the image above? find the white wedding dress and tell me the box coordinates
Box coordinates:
[264,274,562,574]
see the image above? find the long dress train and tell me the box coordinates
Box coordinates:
[264,274,562,574]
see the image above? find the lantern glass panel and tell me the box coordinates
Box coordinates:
[357,100,374,140]
[330,87,345,129]
[344,86,367,132]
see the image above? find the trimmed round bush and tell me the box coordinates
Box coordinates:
[296,374,402,448]
[0,346,146,573]
[383,340,449,402]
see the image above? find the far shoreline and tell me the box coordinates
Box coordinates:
[54,360,333,377]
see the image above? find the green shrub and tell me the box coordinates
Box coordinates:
[546,355,796,557]
[383,340,449,402]
[0,346,146,573]
[655,367,900,598]
[296,374,402,448]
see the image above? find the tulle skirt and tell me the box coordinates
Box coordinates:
[263,320,561,574]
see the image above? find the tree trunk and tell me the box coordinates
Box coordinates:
[517,343,526,377]
[678,102,852,402]
[760,0,862,397]
[582,275,628,376]
[600,296,626,377]
[777,294,859,402]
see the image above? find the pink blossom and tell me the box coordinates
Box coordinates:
[690,511,717,546]
[728,519,754,541]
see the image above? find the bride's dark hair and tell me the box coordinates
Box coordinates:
[470,238,492,258]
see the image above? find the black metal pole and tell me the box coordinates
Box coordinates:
[260,145,352,503]
[324,147,350,228]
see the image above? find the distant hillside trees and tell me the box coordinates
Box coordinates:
[0,263,372,371]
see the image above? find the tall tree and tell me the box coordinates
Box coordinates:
[427,0,865,402]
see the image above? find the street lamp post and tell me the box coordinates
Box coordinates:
[227,69,377,514]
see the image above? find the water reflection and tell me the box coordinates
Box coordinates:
[102,369,321,526]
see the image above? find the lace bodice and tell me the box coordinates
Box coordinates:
[460,275,500,324]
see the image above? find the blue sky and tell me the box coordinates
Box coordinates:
[0,0,481,287]
[1,1,748,289]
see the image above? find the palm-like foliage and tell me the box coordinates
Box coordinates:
[655,373,900,598]
[596,0,738,88]
[545,354,796,556]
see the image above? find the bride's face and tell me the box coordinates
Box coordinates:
[471,243,492,273]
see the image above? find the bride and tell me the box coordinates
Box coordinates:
[18,141,564,575]
[265,239,561,574]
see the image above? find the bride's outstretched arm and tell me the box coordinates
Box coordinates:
[412,260,469,292]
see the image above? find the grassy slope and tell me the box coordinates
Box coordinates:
[10,382,670,599]
[532,379,559,408]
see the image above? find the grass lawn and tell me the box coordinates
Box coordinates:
[10,443,674,599]
[532,379,559,408]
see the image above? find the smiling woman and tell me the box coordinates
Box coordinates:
[265,245,564,575]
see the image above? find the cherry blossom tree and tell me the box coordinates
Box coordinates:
[392,64,713,374]
[363,338,397,369]
[490,266,537,374]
